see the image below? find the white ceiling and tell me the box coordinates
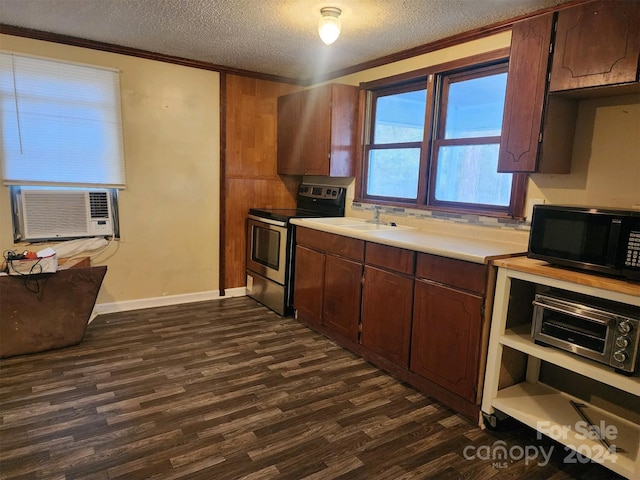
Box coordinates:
[0,0,573,82]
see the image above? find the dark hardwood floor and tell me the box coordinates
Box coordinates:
[0,297,621,479]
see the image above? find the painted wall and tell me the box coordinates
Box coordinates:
[528,94,640,209]
[0,35,221,307]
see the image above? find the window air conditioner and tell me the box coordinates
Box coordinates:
[20,188,114,241]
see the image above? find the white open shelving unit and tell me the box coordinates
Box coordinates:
[481,259,640,479]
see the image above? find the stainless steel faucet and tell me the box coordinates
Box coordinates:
[369,205,381,224]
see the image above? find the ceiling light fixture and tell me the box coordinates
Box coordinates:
[318,7,342,45]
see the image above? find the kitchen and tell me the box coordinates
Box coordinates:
[1,0,639,478]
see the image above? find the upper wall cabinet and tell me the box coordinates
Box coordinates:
[498,1,640,174]
[498,13,557,173]
[277,83,358,177]
[549,0,640,92]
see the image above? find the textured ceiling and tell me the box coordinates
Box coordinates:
[0,0,574,82]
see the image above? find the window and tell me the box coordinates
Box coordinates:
[0,52,124,241]
[0,52,126,187]
[361,53,526,217]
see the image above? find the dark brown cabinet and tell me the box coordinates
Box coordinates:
[549,1,640,92]
[293,229,493,419]
[360,243,415,368]
[409,253,488,403]
[293,245,325,326]
[293,227,364,342]
[361,265,414,368]
[411,280,483,402]
[498,13,555,174]
[277,83,358,176]
[498,1,639,174]
[323,255,362,341]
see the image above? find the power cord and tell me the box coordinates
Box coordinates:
[3,249,45,295]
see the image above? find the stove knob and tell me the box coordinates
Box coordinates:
[616,336,630,348]
[618,321,632,334]
[613,350,628,364]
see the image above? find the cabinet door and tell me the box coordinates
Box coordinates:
[323,255,362,341]
[277,91,304,175]
[550,1,640,92]
[498,13,554,173]
[301,86,332,176]
[361,266,413,368]
[293,245,324,325]
[410,280,483,401]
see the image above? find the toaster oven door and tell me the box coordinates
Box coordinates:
[532,294,615,363]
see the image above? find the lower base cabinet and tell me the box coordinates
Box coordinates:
[294,227,364,343]
[293,226,492,420]
[323,255,362,342]
[410,280,483,402]
[361,265,413,368]
[293,245,325,326]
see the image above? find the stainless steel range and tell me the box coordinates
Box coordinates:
[246,183,346,315]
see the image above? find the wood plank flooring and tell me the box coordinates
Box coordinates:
[0,297,622,479]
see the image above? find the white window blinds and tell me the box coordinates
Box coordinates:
[0,52,126,188]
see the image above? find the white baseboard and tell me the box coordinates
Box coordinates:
[90,287,247,323]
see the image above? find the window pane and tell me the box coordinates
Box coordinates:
[434,144,512,206]
[374,89,426,144]
[0,53,126,187]
[367,148,420,199]
[444,72,507,139]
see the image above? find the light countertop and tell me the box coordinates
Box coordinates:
[291,217,527,264]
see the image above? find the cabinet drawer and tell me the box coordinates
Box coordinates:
[296,227,364,261]
[416,253,486,295]
[365,242,415,276]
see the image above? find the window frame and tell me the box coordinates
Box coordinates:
[0,51,126,188]
[362,80,430,203]
[357,48,527,219]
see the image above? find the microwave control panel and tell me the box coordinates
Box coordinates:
[625,230,640,268]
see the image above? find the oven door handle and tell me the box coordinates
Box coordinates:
[247,214,287,228]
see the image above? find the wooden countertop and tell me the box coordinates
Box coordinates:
[491,256,640,297]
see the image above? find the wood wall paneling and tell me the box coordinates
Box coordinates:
[223,75,302,289]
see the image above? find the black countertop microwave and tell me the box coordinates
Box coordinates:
[528,205,640,281]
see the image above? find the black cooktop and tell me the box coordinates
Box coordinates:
[248,183,347,224]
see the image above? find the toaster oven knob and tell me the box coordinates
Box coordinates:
[618,321,632,335]
[616,336,630,348]
[613,350,628,364]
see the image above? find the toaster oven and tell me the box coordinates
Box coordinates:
[532,291,640,374]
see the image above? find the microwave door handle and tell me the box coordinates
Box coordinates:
[606,218,622,266]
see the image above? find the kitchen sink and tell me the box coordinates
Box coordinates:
[303,217,366,226]
[342,223,411,231]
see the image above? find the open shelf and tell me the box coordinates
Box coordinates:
[493,382,639,479]
[483,259,640,479]
[500,325,640,395]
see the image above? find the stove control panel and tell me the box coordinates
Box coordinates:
[298,184,344,200]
